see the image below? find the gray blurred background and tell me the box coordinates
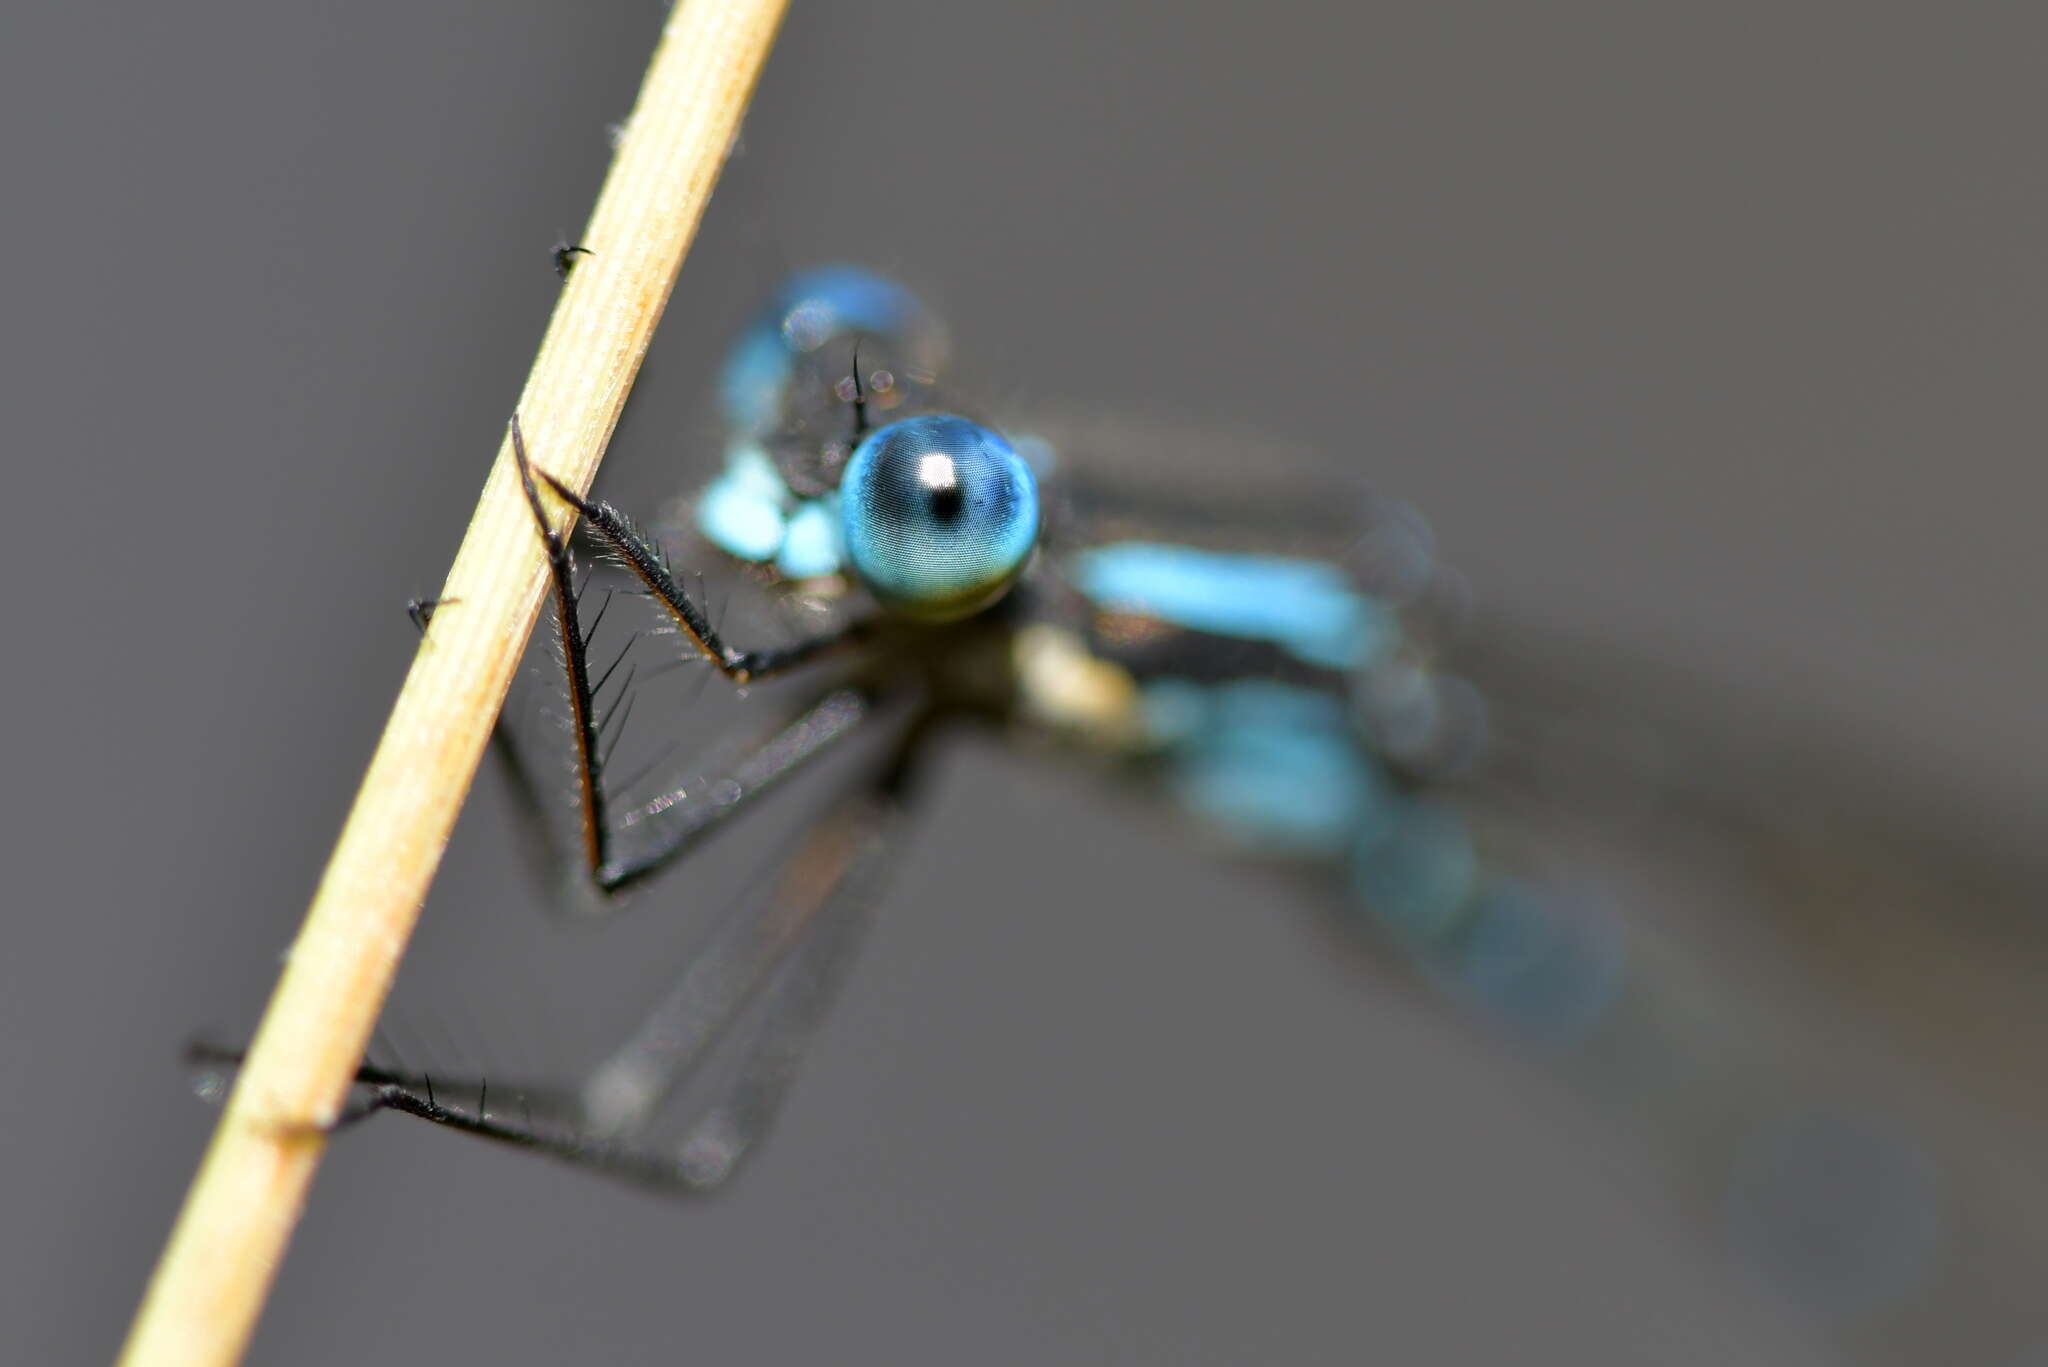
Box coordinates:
[5,3,2045,1364]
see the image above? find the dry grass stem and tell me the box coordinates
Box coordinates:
[119,3,790,1362]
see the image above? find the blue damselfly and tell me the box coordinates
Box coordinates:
[204,267,2048,1364]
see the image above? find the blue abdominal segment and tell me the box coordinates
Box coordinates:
[1136,669,1621,1047]
[1140,678,1389,857]
[1430,878,1624,1045]
[1072,542,1393,672]
[1350,799,1477,942]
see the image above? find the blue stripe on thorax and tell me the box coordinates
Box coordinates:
[1070,542,1392,672]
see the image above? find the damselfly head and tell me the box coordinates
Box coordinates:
[718,266,948,497]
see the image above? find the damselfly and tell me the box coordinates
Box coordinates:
[207,267,2048,1363]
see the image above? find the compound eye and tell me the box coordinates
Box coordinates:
[839,415,1040,621]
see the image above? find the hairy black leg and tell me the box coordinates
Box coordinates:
[511,418,615,877]
[342,718,927,1194]
[183,1040,401,1133]
[197,417,905,1176]
[505,418,879,899]
[516,445,866,685]
[599,687,873,893]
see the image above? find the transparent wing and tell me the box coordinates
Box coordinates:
[1016,408,1375,563]
[1448,620,2048,1361]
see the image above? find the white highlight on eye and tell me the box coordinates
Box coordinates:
[916,452,958,492]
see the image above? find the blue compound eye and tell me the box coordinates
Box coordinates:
[840,415,1040,621]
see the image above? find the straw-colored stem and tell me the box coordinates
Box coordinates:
[119,4,788,1363]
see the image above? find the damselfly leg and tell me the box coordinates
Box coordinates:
[284,391,921,1188]
[506,417,875,895]
[261,282,955,1184]
[348,758,916,1192]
